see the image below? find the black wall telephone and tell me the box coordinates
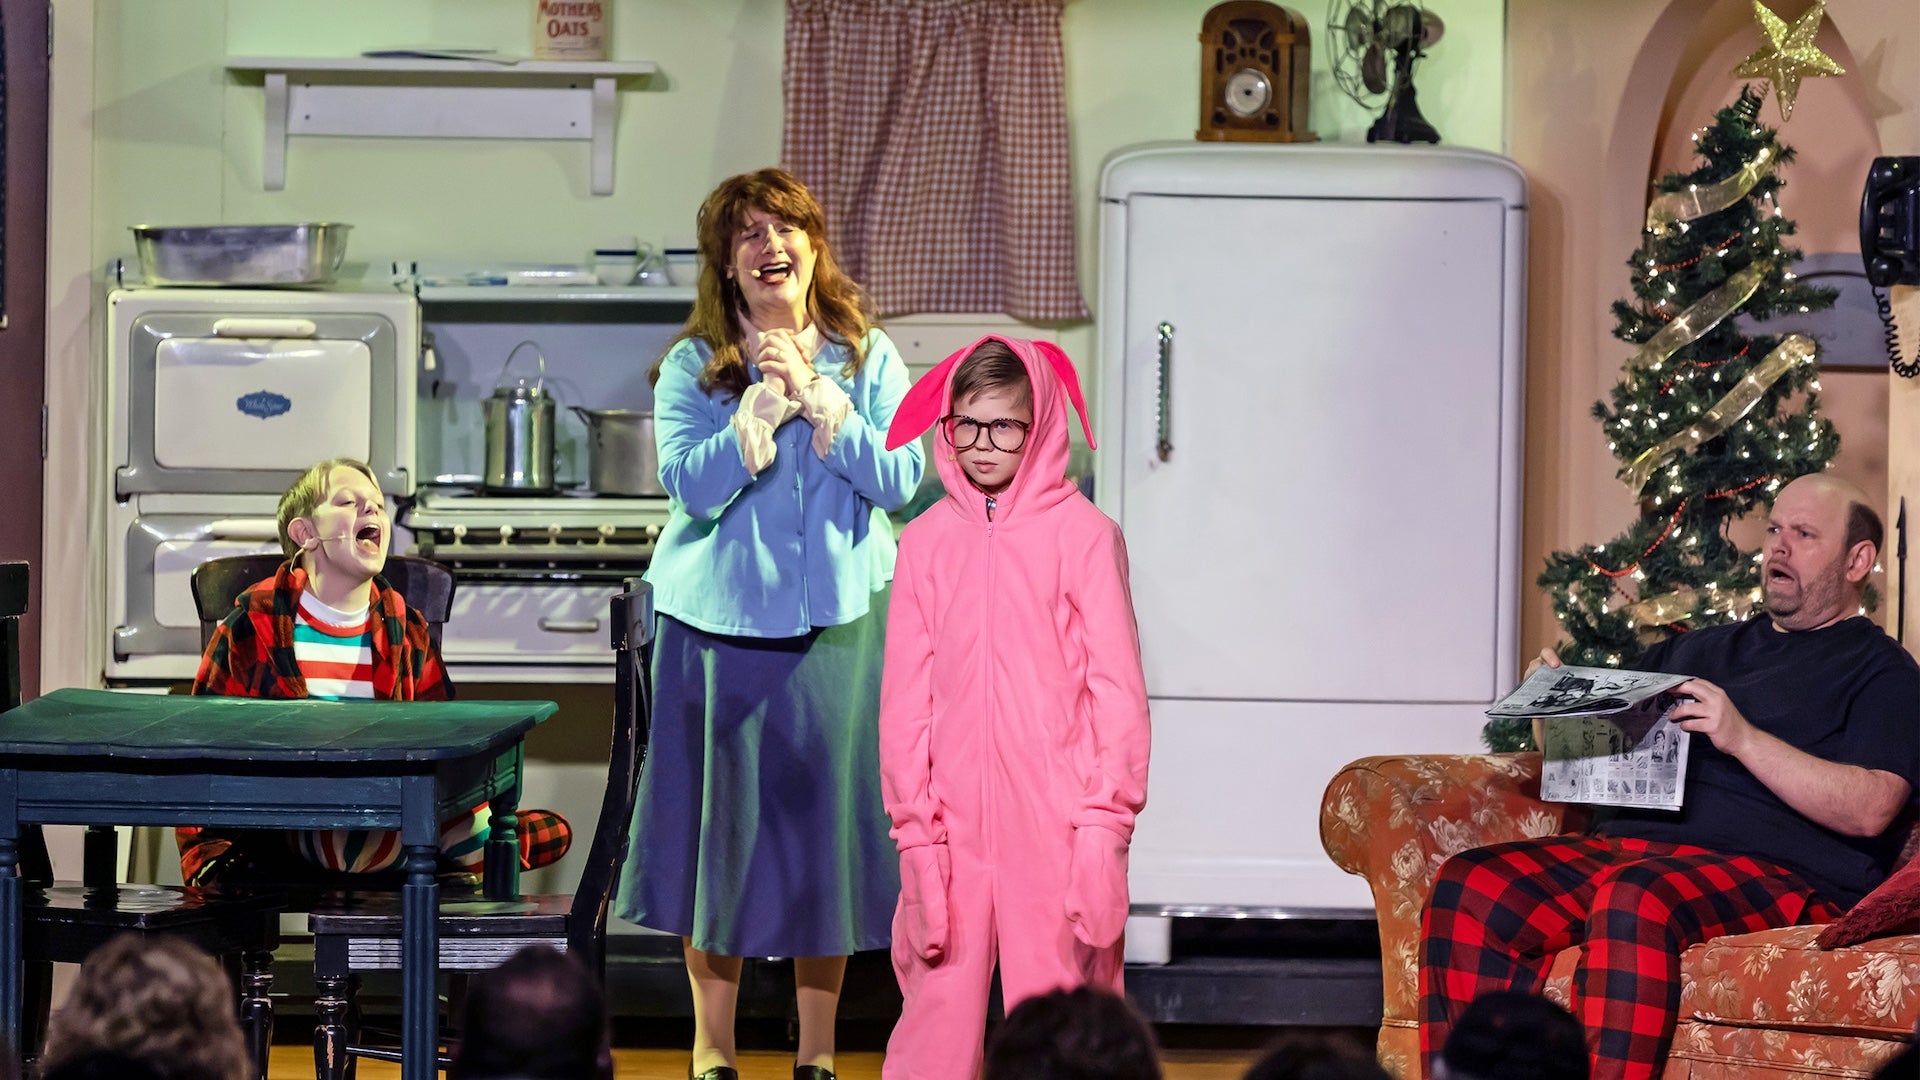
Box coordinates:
[1862,156,1920,376]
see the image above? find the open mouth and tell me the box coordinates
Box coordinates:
[1767,566,1794,586]
[755,261,793,283]
[355,523,382,548]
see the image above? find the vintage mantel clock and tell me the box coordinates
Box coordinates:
[1197,1,1316,143]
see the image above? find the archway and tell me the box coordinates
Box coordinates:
[1612,0,1887,617]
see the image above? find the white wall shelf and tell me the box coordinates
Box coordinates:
[415,284,695,304]
[226,57,660,196]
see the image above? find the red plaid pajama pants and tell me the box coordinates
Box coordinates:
[1419,834,1839,1080]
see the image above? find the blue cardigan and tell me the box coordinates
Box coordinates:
[643,328,926,637]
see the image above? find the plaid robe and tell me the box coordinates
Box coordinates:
[190,561,450,701]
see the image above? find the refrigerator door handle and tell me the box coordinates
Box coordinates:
[1156,321,1174,463]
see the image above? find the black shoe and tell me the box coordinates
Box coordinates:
[689,1067,738,1080]
[794,1068,837,1080]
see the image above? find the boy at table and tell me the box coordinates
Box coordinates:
[178,457,570,886]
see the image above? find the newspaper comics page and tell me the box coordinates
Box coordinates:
[1488,665,1694,810]
[1538,711,1691,810]
[1486,664,1691,719]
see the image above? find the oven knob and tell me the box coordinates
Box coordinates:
[498,525,514,543]
[647,525,661,540]
[597,524,616,543]
[547,524,562,544]
[452,524,467,543]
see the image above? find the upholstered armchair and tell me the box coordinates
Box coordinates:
[1321,753,1920,1080]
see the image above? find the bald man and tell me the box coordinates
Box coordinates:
[1419,474,1920,1080]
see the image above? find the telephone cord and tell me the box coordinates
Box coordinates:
[1876,285,1920,378]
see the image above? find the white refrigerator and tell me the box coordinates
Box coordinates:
[1095,143,1527,923]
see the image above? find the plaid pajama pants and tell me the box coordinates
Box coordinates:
[290,805,573,875]
[177,808,572,885]
[1419,834,1839,1080]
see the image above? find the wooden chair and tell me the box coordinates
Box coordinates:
[0,561,282,1080]
[0,562,44,883]
[307,581,653,1080]
[192,553,457,652]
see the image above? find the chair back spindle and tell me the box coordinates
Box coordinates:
[566,581,654,976]
[0,561,50,884]
[1,561,25,712]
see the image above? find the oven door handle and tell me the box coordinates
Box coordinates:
[213,317,319,339]
[537,617,603,634]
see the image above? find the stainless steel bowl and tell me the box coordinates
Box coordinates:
[129,223,352,286]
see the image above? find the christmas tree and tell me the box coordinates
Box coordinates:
[1483,85,1839,752]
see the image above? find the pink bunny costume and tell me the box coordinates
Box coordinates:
[879,336,1151,1078]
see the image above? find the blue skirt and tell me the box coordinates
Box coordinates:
[614,598,899,957]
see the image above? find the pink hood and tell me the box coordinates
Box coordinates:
[886,335,1095,523]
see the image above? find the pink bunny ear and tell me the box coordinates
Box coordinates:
[885,340,974,450]
[1035,340,1096,451]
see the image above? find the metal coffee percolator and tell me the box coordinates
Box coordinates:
[483,340,556,493]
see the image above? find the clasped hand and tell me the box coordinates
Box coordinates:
[755,328,816,398]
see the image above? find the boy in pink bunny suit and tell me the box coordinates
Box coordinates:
[879,336,1152,1078]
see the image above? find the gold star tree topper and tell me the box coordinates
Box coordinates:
[1731,0,1844,122]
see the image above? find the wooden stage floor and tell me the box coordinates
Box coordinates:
[266,1043,1265,1079]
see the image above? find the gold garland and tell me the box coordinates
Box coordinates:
[1646,147,1776,237]
[1625,262,1772,382]
[1620,585,1755,637]
[1621,333,1816,494]
[1623,587,1698,627]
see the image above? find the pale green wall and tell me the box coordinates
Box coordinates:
[96,0,786,270]
[1055,0,1505,363]
[94,0,1505,307]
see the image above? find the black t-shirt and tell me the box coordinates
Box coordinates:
[1596,615,1920,907]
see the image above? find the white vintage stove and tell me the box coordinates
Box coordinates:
[400,486,668,681]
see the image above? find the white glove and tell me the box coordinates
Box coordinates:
[730,382,799,475]
[794,378,854,459]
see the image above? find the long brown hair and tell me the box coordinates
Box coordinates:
[650,168,874,400]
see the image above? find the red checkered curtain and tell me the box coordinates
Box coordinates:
[783,0,1089,321]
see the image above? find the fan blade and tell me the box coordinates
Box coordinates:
[1343,6,1374,49]
[1421,10,1446,47]
[1362,46,1388,94]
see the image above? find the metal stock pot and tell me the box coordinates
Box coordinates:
[570,406,664,496]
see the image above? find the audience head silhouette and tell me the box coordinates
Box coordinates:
[450,945,612,1080]
[1243,1033,1392,1080]
[40,935,250,1080]
[1437,991,1589,1080]
[983,986,1163,1080]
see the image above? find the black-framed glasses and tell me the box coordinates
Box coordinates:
[939,414,1030,453]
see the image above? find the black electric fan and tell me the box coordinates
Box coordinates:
[1327,0,1444,144]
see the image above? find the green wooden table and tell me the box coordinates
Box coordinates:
[0,688,557,1080]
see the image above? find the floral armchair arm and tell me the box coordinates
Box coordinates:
[1320,753,1584,1034]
